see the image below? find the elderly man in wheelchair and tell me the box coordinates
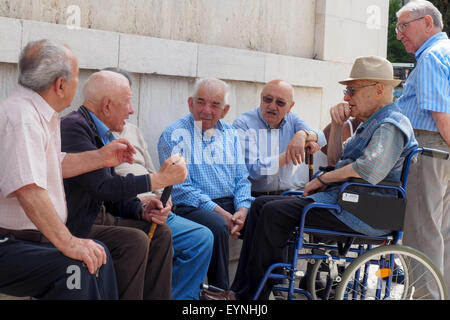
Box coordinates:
[230,56,449,300]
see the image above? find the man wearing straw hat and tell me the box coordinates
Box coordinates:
[231,56,418,300]
[395,0,450,297]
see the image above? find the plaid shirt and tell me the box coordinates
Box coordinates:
[158,114,254,211]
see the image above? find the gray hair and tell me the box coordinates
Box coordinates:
[192,78,230,107]
[18,39,73,92]
[397,0,443,30]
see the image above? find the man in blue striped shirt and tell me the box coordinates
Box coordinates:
[396,0,450,298]
[158,78,254,291]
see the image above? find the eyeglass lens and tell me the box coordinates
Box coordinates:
[262,96,287,107]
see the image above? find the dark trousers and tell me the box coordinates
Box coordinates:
[174,197,235,290]
[89,211,173,299]
[0,236,118,300]
[231,195,356,300]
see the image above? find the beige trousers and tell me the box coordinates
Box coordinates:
[403,130,450,298]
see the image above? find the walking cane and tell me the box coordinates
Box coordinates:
[148,186,173,245]
[305,147,314,181]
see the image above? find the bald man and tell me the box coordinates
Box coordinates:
[61,71,188,299]
[233,80,326,196]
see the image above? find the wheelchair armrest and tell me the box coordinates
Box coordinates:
[421,147,449,160]
[346,177,402,187]
[339,178,406,199]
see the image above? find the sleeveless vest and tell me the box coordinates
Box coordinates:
[306,103,418,236]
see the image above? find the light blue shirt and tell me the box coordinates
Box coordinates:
[233,107,326,192]
[157,114,254,211]
[397,32,450,131]
[88,110,115,145]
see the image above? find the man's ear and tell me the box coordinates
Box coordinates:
[101,97,112,115]
[188,97,194,113]
[375,83,384,96]
[54,77,65,98]
[288,101,296,113]
[221,104,230,119]
[424,15,435,32]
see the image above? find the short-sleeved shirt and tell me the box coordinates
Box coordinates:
[0,86,68,230]
[397,32,450,131]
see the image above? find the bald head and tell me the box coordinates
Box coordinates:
[83,70,134,132]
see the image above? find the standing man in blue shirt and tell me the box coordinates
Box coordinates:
[396,0,450,298]
[158,78,254,291]
[233,80,326,196]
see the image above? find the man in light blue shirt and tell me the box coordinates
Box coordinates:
[396,0,450,298]
[233,80,326,196]
[158,78,253,291]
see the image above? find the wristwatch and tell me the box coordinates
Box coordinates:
[301,129,312,139]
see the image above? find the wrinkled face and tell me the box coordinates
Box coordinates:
[343,80,381,122]
[104,83,134,132]
[396,11,429,54]
[188,83,229,131]
[260,81,295,128]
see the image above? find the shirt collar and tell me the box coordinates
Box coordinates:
[87,110,113,144]
[257,106,286,129]
[19,85,57,123]
[416,32,448,60]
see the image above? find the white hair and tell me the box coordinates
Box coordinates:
[397,0,443,30]
[192,78,230,107]
[82,70,129,102]
[18,39,73,92]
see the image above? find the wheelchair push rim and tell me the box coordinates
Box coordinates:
[335,245,448,300]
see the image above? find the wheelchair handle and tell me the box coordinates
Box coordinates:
[421,147,449,160]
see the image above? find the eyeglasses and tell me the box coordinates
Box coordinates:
[262,96,288,107]
[396,16,424,34]
[343,84,377,97]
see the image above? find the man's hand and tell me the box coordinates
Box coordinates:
[14,184,108,275]
[303,177,327,196]
[230,207,248,239]
[61,236,108,275]
[151,154,188,190]
[330,103,352,126]
[100,138,137,167]
[141,197,171,225]
[285,130,308,165]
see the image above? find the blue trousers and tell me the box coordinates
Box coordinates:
[167,212,213,299]
[175,197,235,290]
[0,236,118,299]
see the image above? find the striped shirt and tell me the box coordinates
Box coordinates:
[397,32,450,131]
[158,114,254,211]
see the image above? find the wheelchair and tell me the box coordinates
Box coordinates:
[254,147,449,300]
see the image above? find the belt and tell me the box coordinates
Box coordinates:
[414,129,439,135]
[251,190,288,197]
[0,227,50,244]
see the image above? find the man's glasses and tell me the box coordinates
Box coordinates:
[396,16,424,34]
[343,84,377,97]
[262,96,287,107]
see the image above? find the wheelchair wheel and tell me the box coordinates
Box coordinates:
[335,245,447,300]
[306,258,344,300]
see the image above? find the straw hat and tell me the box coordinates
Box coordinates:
[339,56,401,87]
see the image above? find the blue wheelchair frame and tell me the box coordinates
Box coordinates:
[253,147,449,300]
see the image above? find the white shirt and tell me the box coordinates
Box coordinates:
[0,86,67,230]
